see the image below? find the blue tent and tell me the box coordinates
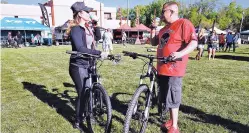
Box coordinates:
[241,30,249,35]
[1,17,50,31]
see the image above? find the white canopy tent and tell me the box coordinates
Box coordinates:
[209,27,227,34]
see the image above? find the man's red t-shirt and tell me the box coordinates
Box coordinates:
[157,19,197,77]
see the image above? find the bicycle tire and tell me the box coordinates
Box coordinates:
[123,85,150,133]
[86,83,112,133]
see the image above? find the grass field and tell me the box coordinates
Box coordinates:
[1,44,249,133]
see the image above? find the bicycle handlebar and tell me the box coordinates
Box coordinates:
[122,51,182,63]
[66,50,122,62]
[66,50,100,58]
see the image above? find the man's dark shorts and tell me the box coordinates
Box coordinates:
[158,75,182,111]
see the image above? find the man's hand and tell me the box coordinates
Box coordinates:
[170,52,183,60]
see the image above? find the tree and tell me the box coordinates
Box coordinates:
[120,0,247,30]
[242,8,249,31]
[1,0,8,4]
[144,0,166,26]
[216,2,244,31]
[134,5,147,26]
[187,0,218,28]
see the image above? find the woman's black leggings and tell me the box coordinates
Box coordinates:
[69,64,89,122]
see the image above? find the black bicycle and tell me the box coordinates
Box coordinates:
[66,50,121,133]
[122,51,182,133]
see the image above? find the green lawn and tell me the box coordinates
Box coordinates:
[1,44,249,133]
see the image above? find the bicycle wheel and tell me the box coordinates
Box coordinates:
[86,84,112,133]
[123,85,151,133]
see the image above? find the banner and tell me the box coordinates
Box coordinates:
[38,3,50,27]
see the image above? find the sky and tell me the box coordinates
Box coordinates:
[4,0,249,8]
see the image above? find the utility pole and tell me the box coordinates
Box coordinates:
[127,0,129,39]
[239,11,244,37]
[100,2,102,27]
[51,0,55,26]
[127,0,129,26]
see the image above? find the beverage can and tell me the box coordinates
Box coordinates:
[155,17,160,22]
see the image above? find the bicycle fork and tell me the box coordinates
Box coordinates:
[143,76,155,120]
[88,74,93,117]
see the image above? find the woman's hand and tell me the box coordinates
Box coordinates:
[101,52,109,59]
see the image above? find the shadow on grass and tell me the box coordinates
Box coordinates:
[180,104,249,133]
[110,92,130,115]
[110,92,161,130]
[110,92,249,132]
[22,81,90,132]
[189,57,196,60]
[215,55,249,62]
[235,52,249,55]
[63,82,75,88]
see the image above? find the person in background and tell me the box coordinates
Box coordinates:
[102,29,107,51]
[151,2,197,133]
[102,28,113,54]
[218,33,225,51]
[7,32,18,48]
[68,2,108,131]
[16,31,23,47]
[35,33,41,45]
[40,34,44,45]
[91,14,101,49]
[7,32,13,45]
[224,32,233,52]
[208,31,218,60]
[232,32,239,52]
[122,31,127,47]
[195,28,205,60]
[31,34,35,45]
[48,33,52,46]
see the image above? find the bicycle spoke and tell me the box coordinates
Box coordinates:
[129,91,149,133]
[87,85,111,133]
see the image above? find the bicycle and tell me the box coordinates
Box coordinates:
[66,50,121,133]
[122,51,182,133]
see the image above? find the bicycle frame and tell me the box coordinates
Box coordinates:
[138,58,158,119]
[85,57,102,117]
[123,50,182,120]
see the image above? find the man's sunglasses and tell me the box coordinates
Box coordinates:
[161,9,174,14]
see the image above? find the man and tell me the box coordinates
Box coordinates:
[47,32,52,46]
[225,32,233,52]
[151,2,197,133]
[16,31,23,47]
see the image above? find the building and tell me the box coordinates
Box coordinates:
[0,0,130,29]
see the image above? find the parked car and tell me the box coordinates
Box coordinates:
[241,34,249,44]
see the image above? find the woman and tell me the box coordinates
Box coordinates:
[102,28,113,54]
[195,28,205,60]
[122,31,127,47]
[208,31,218,60]
[218,33,225,51]
[7,32,12,45]
[68,2,108,129]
